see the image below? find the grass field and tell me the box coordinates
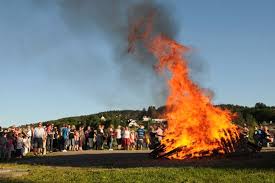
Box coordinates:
[0,150,275,183]
[1,164,275,183]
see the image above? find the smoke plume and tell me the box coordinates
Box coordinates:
[54,0,179,106]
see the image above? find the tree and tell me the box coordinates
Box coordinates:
[147,106,158,118]
[255,102,267,109]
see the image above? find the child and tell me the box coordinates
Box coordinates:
[74,130,79,151]
[129,130,136,150]
[145,133,150,150]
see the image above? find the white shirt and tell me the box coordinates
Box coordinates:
[115,129,121,139]
[33,127,45,138]
[23,138,29,148]
[124,130,130,139]
[27,130,32,138]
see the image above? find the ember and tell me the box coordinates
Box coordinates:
[128,14,240,159]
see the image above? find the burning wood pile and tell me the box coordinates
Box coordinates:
[149,128,262,159]
[128,13,261,160]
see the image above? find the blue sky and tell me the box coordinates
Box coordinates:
[0,0,274,127]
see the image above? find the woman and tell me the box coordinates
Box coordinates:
[123,127,130,150]
[85,126,91,150]
[79,126,85,151]
[107,125,114,150]
[115,125,122,150]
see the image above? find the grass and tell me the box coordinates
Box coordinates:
[0,163,275,183]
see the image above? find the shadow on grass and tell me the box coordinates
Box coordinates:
[2,151,275,169]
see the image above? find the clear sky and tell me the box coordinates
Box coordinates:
[0,0,274,127]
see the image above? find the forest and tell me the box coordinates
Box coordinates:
[41,102,275,129]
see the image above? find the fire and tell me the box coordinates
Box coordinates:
[128,15,239,159]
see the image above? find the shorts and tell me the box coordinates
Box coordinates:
[137,138,144,146]
[33,138,43,148]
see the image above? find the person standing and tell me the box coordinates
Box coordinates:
[0,132,7,160]
[69,125,75,151]
[123,127,130,150]
[136,125,145,150]
[52,127,59,151]
[156,126,163,142]
[26,125,32,152]
[22,135,29,156]
[42,126,47,155]
[33,122,45,155]
[16,133,23,158]
[88,128,94,150]
[129,130,136,150]
[74,129,79,151]
[61,124,69,152]
[85,126,91,150]
[79,126,85,151]
[6,132,15,160]
[115,125,122,150]
[46,124,54,152]
[95,131,103,150]
[107,125,114,150]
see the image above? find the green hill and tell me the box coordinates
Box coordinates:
[21,103,275,129]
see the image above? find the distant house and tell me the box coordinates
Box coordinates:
[128,119,139,127]
[142,116,167,123]
[142,116,151,122]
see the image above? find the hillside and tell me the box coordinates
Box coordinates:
[33,103,275,129]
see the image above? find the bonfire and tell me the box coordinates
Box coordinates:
[128,14,240,159]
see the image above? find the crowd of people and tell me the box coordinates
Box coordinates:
[0,123,164,161]
[253,125,274,147]
[1,122,274,161]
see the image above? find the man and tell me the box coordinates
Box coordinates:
[61,124,69,152]
[46,124,54,152]
[85,126,92,149]
[136,125,145,150]
[33,122,45,155]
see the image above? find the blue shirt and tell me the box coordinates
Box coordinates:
[137,128,145,138]
[62,127,69,139]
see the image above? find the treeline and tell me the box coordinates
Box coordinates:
[40,106,165,128]
[219,102,275,126]
[36,102,274,128]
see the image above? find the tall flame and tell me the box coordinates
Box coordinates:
[128,15,239,159]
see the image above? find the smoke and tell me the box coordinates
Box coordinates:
[0,0,212,123]
[53,0,179,106]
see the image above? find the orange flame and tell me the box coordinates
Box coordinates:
[129,15,239,159]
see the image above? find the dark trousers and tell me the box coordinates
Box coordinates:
[46,136,53,152]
